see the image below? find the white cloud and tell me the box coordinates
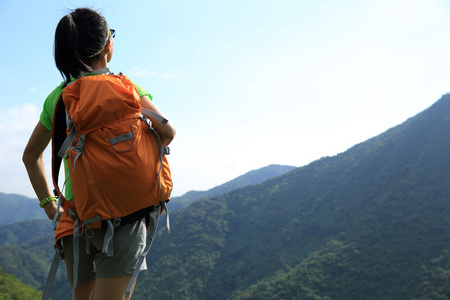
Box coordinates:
[0,103,44,197]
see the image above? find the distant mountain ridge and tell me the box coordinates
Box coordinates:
[0,193,45,224]
[169,164,297,210]
[0,164,296,225]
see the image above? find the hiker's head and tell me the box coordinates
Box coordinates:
[54,7,113,83]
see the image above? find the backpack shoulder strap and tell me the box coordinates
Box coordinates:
[51,93,77,219]
[51,94,68,194]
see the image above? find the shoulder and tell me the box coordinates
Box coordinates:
[126,77,153,101]
[48,81,66,99]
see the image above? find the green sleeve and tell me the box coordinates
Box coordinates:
[132,81,153,101]
[39,82,65,131]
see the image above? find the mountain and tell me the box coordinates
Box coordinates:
[0,165,295,298]
[0,220,70,298]
[129,93,450,299]
[0,193,45,224]
[169,164,296,211]
[3,93,450,299]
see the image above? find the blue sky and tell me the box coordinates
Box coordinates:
[1,0,450,198]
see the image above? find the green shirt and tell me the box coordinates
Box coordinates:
[39,73,152,200]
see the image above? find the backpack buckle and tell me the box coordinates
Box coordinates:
[112,218,121,228]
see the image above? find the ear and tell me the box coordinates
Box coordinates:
[105,39,113,53]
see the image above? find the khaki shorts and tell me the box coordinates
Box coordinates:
[62,218,147,282]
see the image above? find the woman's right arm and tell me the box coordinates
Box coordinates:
[22,121,60,220]
[140,95,176,147]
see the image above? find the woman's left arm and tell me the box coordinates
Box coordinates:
[22,121,60,220]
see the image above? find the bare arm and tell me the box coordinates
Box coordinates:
[140,95,176,147]
[22,121,61,220]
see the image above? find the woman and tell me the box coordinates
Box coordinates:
[22,7,175,300]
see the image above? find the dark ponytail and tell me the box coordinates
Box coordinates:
[54,8,109,85]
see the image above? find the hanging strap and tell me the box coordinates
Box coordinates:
[162,201,170,233]
[80,216,102,254]
[71,219,81,300]
[125,204,162,298]
[41,248,62,300]
[102,218,121,257]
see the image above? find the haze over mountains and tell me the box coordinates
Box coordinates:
[2,93,450,299]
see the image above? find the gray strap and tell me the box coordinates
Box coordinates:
[65,111,71,128]
[162,201,170,233]
[103,219,115,257]
[58,126,77,158]
[85,235,91,255]
[109,132,134,145]
[125,204,162,298]
[52,197,62,227]
[41,249,61,300]
[83,215,102,225]
[141,108,169,125]
[54,147,82,217]
[72,219,80,300]
[84,226,95,255]
[56,135,85,207]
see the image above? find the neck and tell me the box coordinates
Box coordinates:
[91,55,108,72]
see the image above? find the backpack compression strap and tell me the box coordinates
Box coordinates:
[141,107,169,125]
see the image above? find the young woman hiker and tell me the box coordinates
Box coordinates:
[22,7,176,300]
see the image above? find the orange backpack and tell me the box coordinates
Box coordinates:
[51,73,172,230]
[42,72,172,300]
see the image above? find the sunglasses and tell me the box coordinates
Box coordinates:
[109,29,116,39]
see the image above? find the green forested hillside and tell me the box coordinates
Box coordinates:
[0,220,69,299]
[0,267,42,300]
[130,93,450,299]
[3,94,450,299]
[169,164,296,211]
